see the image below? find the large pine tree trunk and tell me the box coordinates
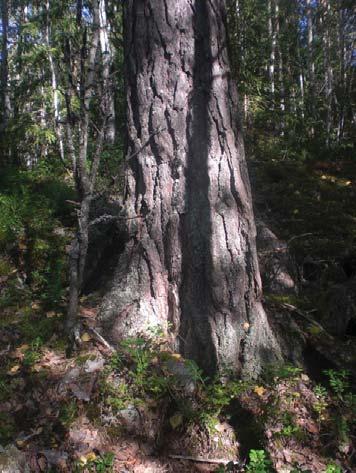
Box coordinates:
[99,0,281,377]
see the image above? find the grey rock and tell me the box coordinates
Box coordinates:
[117,405,141,433]
[41,449,68,467]
[84,357,105,373]
[70,384,92,402]
[320,278,356,335]
[59,365,98,401]
[0,444,30,473]
[61,367,81,385]
[164,359,196,395]
[256,220,297,294]
[267,308,306,365]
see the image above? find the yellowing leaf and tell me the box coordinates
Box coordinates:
[79,456,87,466]
[81,332,91,342]
[254,386,266,397]
[169,413,183,429]
[8,364,20,375]
[19,344,29,352]
[308,324,323,336]
[86,452,97,462]
[170,353,182,360]
[46,311,56,318]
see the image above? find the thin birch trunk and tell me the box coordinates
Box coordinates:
[66,0,109,337]
[45,0,65,164]
[297,34,305,120]
[306,0,315,134]
[268,0,276,109]
[337,6,345,142]
[1,0,11,133]
[275,0,285,135]
[321,0,334,147]
[99,0,115,144]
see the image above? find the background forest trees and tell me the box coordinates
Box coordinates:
[1,0,354,169]
[227,0,355,149]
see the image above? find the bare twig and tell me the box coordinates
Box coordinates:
[126,127,167,162]
[117,214,145,220]
[87,327,115,353]
[65,200,80,207]
[89,213,146,227]
[89,214,118,226]
[287,232,315,244]
[280,302,325,331]
[168,454,240,466]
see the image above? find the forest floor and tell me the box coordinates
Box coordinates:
[0,142,356,472]
[0,296,355,473]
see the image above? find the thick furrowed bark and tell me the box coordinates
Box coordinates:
[99,0,281,377]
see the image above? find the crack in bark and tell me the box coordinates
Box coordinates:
[164,108,179,157]
[142,246,156,299]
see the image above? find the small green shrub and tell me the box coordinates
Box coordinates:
[120,337,154,389]
[274,412,305,440]
[313,384,329,420]
[264,363,302,382]
[184,358,206,385]
[89,452,115,472]
[59,400,78,427]
[324,370,349,398]
[325,464,342,473]
[103,379,132,411]
[73,452,115,472]
[103,333,251,433]
[23,336,43,367]
[246,449,271,473]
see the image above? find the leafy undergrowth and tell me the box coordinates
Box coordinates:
[0,299,355,472]
[0,167,75,312]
